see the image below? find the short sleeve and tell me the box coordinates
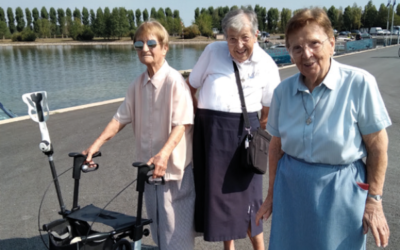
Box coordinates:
[266,87,281,137]
[261,60,281,107]
[113,83,134,125]
[189,43,213,89]
[357,74,391,135]
[171,76,194,126]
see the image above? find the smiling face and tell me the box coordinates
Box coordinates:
[226,19,258,63]
[288,22,335,88]
[135,33,168,68]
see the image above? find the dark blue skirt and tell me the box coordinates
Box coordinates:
[193,108,263,242]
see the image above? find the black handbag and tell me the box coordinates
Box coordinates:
[233,61,271,175]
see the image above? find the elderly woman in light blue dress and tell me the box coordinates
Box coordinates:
[256,8,391,249]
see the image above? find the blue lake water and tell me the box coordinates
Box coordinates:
[0,44,208,117]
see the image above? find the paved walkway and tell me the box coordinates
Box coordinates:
[0,45,399,250]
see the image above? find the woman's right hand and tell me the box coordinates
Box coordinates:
[82,141,101,165]
[256,193,273,226]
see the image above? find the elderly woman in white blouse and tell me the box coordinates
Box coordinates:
[186,9,280,250]
[83,21,195,250]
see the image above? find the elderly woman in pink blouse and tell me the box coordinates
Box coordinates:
[83,21,196,250]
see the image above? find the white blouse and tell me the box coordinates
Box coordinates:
[189,41,281,113]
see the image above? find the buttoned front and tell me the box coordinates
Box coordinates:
[267,59,392,165]
[189,41,280,112]
[114,61,194,180]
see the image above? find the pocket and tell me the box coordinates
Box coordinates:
[350,161,368,193]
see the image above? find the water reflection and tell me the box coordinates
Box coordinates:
[0,44,207,116]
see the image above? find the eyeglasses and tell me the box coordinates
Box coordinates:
[289,37,330,57]
[227,36,251,45]
[134,40,158,50]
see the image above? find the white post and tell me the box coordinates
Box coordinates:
[386,2,390,46]
[390,0,396,45]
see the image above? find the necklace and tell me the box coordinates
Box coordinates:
[301,88,327,125]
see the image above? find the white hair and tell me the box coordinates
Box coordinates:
[221,9,258,37]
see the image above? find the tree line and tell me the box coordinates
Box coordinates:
[188,1,400,37]
[0,6,183,41]
[1,1,400,41]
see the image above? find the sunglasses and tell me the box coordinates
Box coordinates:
[134,40,158,50]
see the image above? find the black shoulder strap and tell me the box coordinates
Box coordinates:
[232,61,251,131]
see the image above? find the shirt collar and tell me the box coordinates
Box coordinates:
[143,60,169,89]
[292,58,340,96]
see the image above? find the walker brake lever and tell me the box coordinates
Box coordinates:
[146,170,165,185]
[81,151,102,173]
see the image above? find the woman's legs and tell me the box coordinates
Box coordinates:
[247,225,264,250]
[223,240,235,250]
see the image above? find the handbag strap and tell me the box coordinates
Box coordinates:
[232,61,251,133]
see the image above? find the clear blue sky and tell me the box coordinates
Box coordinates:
[1,0,388,26]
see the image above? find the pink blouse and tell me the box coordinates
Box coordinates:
[114,61,194,181]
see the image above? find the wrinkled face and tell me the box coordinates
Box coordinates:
[288,22,335,84]
[226,22,258,63]
[134,33,167,67]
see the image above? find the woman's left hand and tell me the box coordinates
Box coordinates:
[147,151,169,179]
[363,198,390,248]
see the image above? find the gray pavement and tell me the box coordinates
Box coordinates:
[1,45,399,250]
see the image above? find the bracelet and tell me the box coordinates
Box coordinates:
[367,193,382,201]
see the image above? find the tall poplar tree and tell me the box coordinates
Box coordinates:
[7,8,16,34]
[32,8,39,33]
[57,8,66,37]
[15,7,26,32]
[49,7,57,36]
[82,7,89,26]
[41,7,48,20]
[135,9,142,27]
[25,8,32,30]
[150,8,157,19]
[95,8,105,38]
[143,9,149,22]
[90,9,95,27]
[127,10,135,31]
[0,8,5,22]
[118,7,129,38]
[104,7,111,39]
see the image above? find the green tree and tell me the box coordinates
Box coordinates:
[143,9,149,21]
[7,8,16,34]
[66,8,72,37]
[211,9,221,31]
[135,9,142,27]
[195,12,212,36]
[376,4,388,28]
[110,8,120,38]
[267,8,279,33]
[194,8,200,21]
[95,8,105,38]
[351,4,362,30]
[69,17,82,40]
[73,8,81,22]
[82,7,89,26]
[208,7,214,15]
[127,10,135,31]
[165,8,172,18]
[15,7,25,32]
[90,9,95,27]
[32,8,39,33]
[118,7,129,38]
[41,7,48,20]
[260,7,267,31]
[49,7,57,36]
[157,8,165,21]
[0,20,11,39]
[57,8,66,38]
[151,8,157,19]
[104,7,111,39]
[336,7,344,31]
[0,8,5,22]
[327,6,338,29]
[397,4,400,15]
[363,1,378,29]
[37,18,51,38]
[230,6,239,11]
[280,8,292,32]
[25,8,32,30]
[342,6,352,30]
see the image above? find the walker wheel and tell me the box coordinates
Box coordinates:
[112,239,132,250]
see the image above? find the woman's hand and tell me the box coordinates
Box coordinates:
[147,151,169,179]
[256,194,273,226]
[82,142,101,166]
[363,198,390,248]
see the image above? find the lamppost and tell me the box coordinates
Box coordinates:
[386,0,391,46]
[390,0,396,45]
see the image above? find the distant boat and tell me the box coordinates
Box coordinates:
[0,102,16,120]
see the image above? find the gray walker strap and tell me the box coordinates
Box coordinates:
[49,225,71,240]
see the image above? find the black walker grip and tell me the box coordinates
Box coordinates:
[30,93,44,122]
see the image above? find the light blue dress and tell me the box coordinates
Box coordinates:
[266,59,391,250]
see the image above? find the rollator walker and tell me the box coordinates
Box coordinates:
[23,91,162,250]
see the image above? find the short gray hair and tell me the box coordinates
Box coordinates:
[221,9,258,37]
